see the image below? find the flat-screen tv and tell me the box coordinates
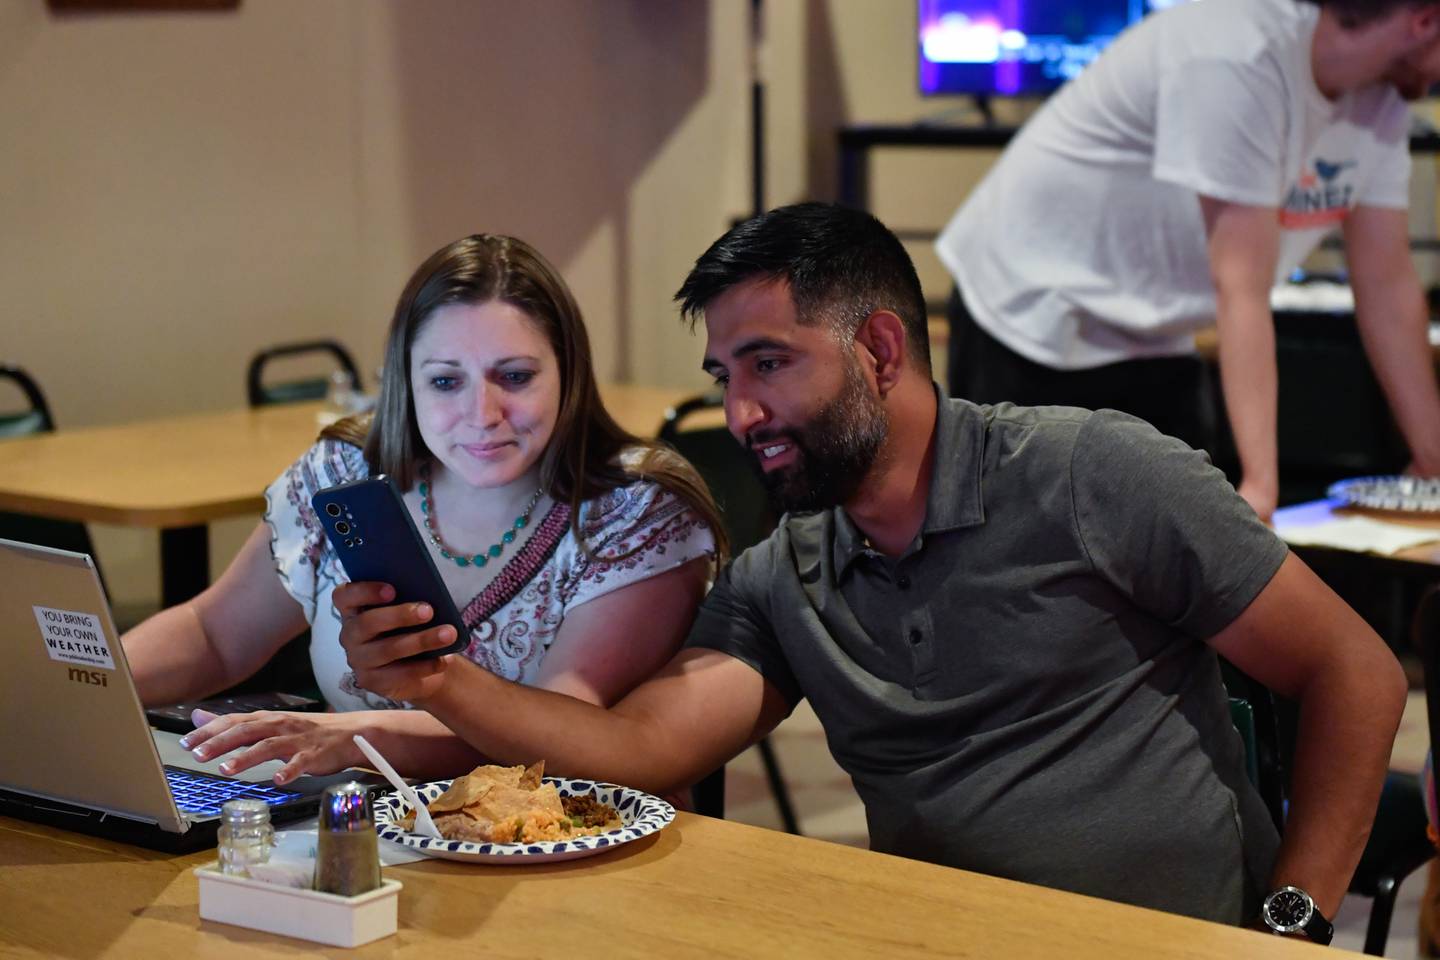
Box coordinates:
[918,0,1187,97]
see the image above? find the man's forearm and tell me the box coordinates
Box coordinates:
[361,710,488,781]
[1268,647,1407,916]
[415,658,700,794]
[1354,286,1440,472]
[1214,294,1281,513]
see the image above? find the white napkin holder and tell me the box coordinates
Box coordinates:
[195,863,401,947]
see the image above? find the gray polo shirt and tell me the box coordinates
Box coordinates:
[687,395,1288,924]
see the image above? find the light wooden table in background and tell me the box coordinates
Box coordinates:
[0,812,1345,959]
[1275,498,1440,569]
[0,385,695,606]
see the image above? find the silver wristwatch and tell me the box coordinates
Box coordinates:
[1260,885,1334,945]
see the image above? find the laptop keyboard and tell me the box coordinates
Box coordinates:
[164,766,304,817]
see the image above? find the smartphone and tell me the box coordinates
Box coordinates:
[310,475,468,659]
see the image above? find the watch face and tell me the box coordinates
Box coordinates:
[1265,888,1313,931]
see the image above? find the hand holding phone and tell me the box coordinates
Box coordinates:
[311,476,468,660]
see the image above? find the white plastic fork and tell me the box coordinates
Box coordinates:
[352,733,442,839]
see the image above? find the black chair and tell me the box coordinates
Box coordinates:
[659,392,773,558]
[239,341,360,701]
[246,339,362,407]
[1219,659,1288,833]
[659,391,800,833]
[1221,656,1432,955]
[1350,772,1432,955]
[0,364,55,439]
[0,366,104,579]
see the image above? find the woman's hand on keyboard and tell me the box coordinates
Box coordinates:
[179,709,370,785]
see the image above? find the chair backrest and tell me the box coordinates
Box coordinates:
[1227,697,1261,792]
[1417,586,1440,778]
[0,366,101,566]
[658,391,774,821]
[246,339,362,408]
[0,365,56,439]
[1218,657,1289,833]
[657,391,774,555]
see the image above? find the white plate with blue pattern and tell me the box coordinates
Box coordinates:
[373,776,675,864]
[1328,475,1440,514]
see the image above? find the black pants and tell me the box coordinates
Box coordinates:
[947,286,1218,458]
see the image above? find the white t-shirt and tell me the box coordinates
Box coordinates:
[935,0,1412,370]
[264,439,716,711]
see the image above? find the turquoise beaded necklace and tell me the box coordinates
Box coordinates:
[418,462,544,568]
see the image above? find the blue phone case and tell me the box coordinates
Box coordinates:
[310,476,468,660]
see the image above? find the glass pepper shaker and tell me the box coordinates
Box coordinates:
[315,782,381,897]
[217,798,275,876]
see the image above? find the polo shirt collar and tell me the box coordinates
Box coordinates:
[830,385,986,575]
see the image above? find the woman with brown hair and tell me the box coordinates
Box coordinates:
[123,234,723,782]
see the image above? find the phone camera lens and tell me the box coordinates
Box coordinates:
[344,538,354,548]
[335,520,351,535]
[353,537,364,546]
[325,503,342,517]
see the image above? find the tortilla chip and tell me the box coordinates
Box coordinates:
[470,782,565,823]
[473,763,527,788]
[519,760,545,790]
[426,776,494,814]
[426,762,530,813]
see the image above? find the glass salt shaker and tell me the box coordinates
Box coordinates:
[315,782,381,897]
[217,798,275,876]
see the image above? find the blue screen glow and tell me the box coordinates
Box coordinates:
[918,0,1188,96]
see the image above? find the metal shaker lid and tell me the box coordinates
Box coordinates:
[319,781,374,832]
[220,797,271,827]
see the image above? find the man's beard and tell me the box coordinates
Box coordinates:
[749,359,888,513]
[1385,59,1436,101]
[1389,69,1429,101]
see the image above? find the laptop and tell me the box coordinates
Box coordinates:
[0,537,379,852]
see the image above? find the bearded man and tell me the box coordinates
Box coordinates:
[328,203,1404,940]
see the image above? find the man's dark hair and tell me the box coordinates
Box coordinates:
[675,202,931,372]
[1299,0,1439,28]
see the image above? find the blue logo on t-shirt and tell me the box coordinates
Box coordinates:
[1314,158,1356,183]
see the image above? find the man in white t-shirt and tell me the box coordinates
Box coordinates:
[936,0,1440,521]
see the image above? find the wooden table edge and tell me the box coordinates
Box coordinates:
[0,490,267,528]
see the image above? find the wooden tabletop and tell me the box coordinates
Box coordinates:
[0,813,1344,959]
[0,385,695,528]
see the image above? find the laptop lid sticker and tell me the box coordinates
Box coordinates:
[33,605,115,669]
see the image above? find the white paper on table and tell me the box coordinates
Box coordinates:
[1277,515,1440,555]
[1269,282,1354,313]
[376,837,430,865]
[270,820,429,867]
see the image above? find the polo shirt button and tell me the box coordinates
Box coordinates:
[909,628,922,645]
[897,575,911,590]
